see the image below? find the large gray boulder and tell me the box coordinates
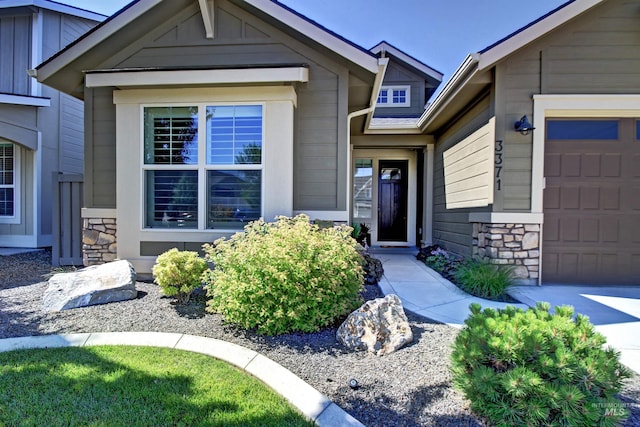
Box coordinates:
[42,260,137,312]
[337,294,413,356]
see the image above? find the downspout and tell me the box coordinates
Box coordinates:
[346,57,388,222]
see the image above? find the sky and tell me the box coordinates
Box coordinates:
[59,0,569,80]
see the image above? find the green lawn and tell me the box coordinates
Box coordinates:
[0,346,313,427]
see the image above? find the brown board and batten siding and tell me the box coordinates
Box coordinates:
[85,0,350,214]
[433,96,492,256]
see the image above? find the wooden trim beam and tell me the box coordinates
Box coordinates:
[198,0,215,39]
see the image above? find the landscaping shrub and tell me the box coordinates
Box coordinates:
[202,214,364,335]
[451,302,632,427]
[351,222,371,247]
[418,245,460,281]
[152,248,208,303]
[453,257,515,299]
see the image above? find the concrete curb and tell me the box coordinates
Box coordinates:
[0,332,364,427]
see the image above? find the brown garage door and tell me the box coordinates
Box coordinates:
[542,118,640,285]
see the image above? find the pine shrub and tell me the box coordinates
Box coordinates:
[451,302,632,427]
[202,215,364,335]
[152,248,208,303]
[453,257,515,299]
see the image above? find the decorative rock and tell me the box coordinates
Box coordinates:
[360,252,384,285]
[42,260,137,312]
[337,294,413,356]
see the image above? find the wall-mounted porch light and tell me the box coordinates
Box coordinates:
[514,115,535,135]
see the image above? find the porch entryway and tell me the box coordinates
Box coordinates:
[352,149,418,247]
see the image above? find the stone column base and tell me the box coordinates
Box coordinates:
[82,217,117,266]
[472,222,540,285]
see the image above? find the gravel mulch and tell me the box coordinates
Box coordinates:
[1,249,639,427]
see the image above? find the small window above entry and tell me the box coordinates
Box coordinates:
[377,85,410,107]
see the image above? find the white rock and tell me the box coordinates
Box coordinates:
[42,260,137,312]
[337,294,413,356]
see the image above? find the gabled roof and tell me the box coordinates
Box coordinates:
[370,41,443,83]
[418,0,606,132]
[34,0,380,93]
[475,0,602,71]
[0,0,106,21]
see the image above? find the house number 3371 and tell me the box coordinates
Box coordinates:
[495,140,503,191]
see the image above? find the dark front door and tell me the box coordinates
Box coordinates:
[378,160,408,241]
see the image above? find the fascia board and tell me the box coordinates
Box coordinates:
[0,93,51,107]
[417,54,480,131]
[243,0,379,74]
[371,41,443,81]
[1,0,106,21]
[35,0,162,82]
[478,0,604,71]
[85,67,310,87]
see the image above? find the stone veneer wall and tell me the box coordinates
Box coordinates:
[472,223,540,284]
[83,218,117,266]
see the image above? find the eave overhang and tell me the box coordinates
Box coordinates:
[0,93,51,108]
[34,0,380,99]
[35,0,163,85]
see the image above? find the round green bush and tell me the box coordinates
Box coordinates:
[152,248,208,303]
[451,302,632,427]
[202,215,364,335]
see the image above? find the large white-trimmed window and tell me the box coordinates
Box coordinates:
[143,104,263,230]
[0,142,17,220]
[377,85,410,107]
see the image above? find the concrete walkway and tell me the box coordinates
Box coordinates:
[375,253,640,374]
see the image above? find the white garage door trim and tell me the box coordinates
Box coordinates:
[532,94,640,284]
[532,94,640,213]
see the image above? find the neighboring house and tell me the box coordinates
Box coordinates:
[0,1,103,249]
[34,0,639,287]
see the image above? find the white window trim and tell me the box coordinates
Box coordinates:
[114,86,296,273]
[140,102,265,231]
[377,85,411,108]
[0,142,20,224]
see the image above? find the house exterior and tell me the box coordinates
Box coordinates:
[35,0,639,286]
[416,0,640,285]
[0,1,103,249]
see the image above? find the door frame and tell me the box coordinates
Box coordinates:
[351,149,417,247]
